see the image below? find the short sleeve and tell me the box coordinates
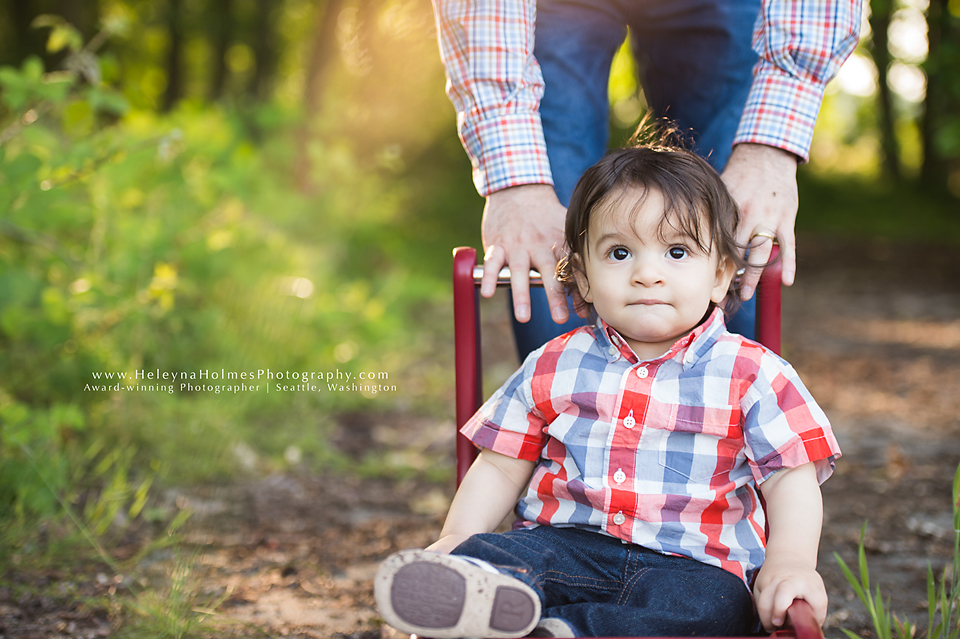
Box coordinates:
[460,351,549,462]
[740,352,840,485]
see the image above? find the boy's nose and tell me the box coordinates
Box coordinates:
[632,253,664,286]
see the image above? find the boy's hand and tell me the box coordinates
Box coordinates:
[753,553,828,632]
[425,534,471,555]
[756,463,827,632]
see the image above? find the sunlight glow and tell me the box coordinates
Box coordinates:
[281,276,315,299]
[888,61,926,102]
[889,7,929,64]
[835,52,878,97]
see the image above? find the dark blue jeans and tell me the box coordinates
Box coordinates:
[511,0,761,359]
[455,526,758,638]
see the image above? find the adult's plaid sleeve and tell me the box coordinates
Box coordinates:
[734,0,863,161]
[433,0,553,195]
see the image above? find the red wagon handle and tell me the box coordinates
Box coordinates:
[452,247,482,486]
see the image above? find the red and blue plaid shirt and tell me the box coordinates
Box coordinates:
[461,308,840,584]
[433,0,862,195]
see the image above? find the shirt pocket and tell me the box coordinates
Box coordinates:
[652,406,742,485]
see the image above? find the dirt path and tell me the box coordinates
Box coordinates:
[4,234,959,638]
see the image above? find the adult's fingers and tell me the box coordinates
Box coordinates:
[480,184,568,323]
[483,245,570,325]
[530,246,569,324]
[738,226,797,300]
[507,251,532,323]
[739,233,775,301]
[481,244,506,299]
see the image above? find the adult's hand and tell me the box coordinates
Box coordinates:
[721,143,800,300]
[480,184,569,324]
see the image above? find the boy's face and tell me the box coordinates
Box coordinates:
[575,187,735,360]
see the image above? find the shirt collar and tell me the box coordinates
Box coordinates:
[595,306,728,368]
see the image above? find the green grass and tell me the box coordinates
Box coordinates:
[797,172,960,245]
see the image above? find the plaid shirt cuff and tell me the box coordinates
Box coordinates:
[461,418,545,462]
[462,112,554,196]
[733,61,826,163]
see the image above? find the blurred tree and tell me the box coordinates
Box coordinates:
[297,0,345,190]
[162,0,184,110]
[920,0,960,195]
[250,0,280,100]
[56,0,97,38]
[208,0,234,100]
[2,1,58,69]
[869,0,901,181]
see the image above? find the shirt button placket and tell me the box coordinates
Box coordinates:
[614,468,626,485]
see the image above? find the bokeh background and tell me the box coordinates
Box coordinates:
[1,0,959,636]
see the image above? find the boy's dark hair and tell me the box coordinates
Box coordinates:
[557,122,749,315]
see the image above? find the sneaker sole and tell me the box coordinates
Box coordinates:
[374,549,540,639]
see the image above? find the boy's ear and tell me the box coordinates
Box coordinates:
[711,256,737,305]
[571,256,592,304]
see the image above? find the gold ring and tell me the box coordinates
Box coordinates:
[750,231,778,244]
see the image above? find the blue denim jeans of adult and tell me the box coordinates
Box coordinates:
[510,0,762,360]
[454,526,758,637]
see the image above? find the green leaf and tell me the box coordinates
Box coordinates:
[837,552,869,606]
[0,67,30,110]
[22,56,45,82]
[85,86,130,116]
[931,563,939,637]
[37,76,73,104]
[859,521,871,593]
[165,508,192,537]
[129,475,153,519]
[30,14,64,29]
[894,614,915,639]
[47,24,83,54]
[875,587,891,639]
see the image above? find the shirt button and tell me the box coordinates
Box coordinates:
[636,366,649,379]
[607,345,618,358]
[613,512,626,526]
[623,415,636,429]
[614,469,626,485]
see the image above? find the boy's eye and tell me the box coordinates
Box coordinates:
[668,246,687,260]
[611,247,630,261]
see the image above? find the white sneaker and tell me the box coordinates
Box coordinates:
[527,617,577,637]
[374,550,541,639]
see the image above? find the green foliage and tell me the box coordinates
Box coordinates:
[126,550,229,639]
[836,463,960,639]
[796,172,960,244]
[0,18,452,541]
